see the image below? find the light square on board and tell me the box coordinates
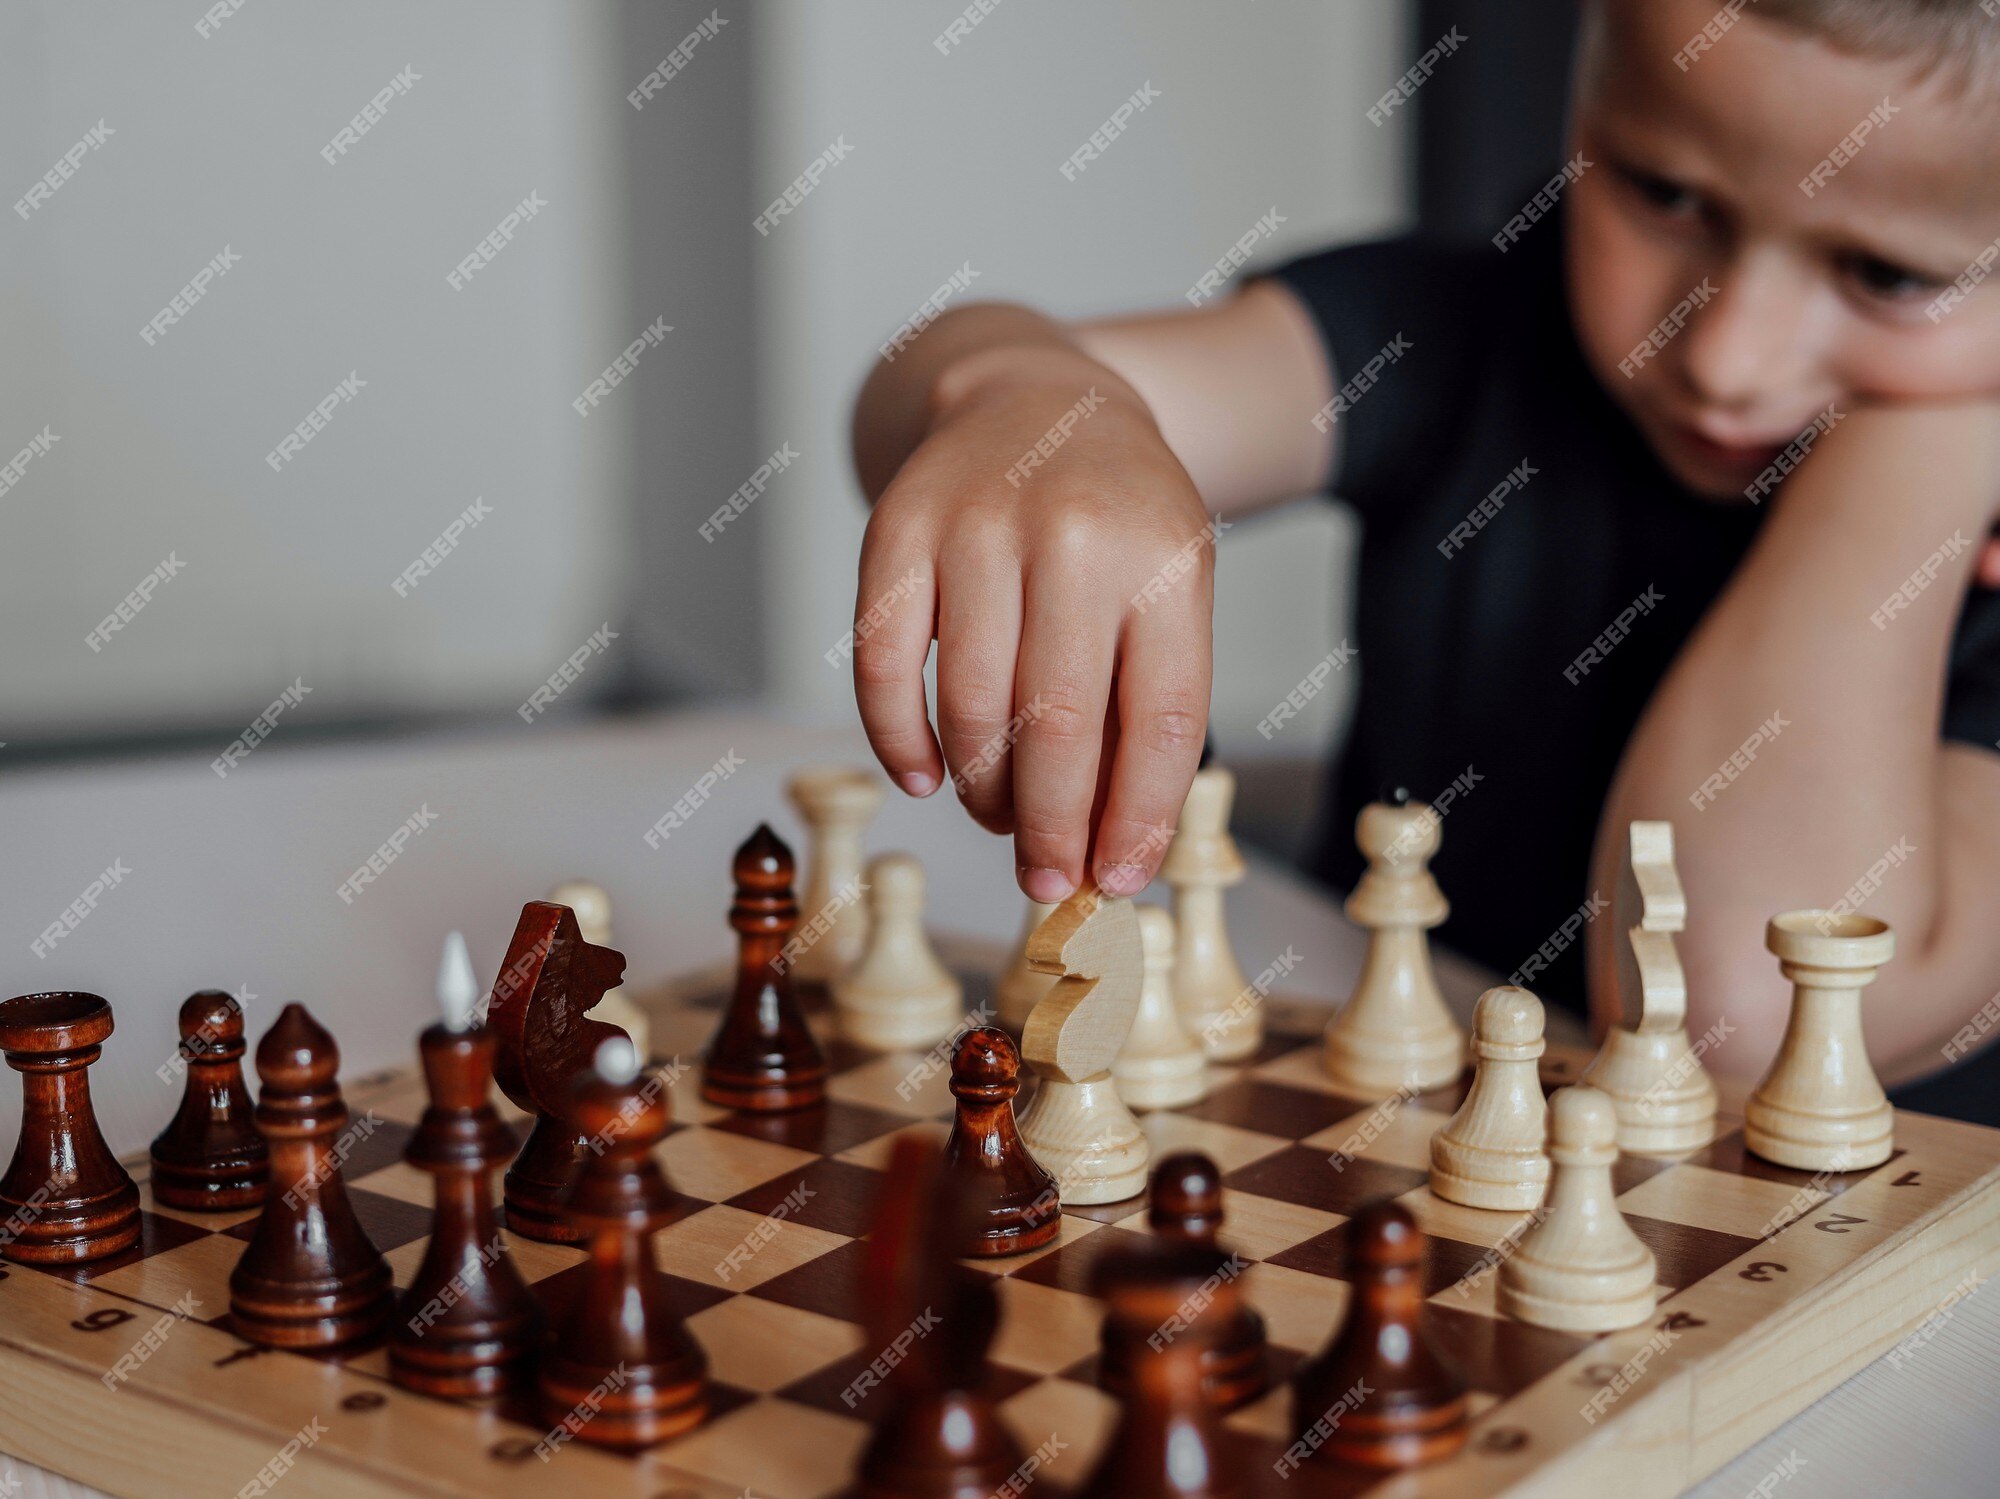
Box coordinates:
[352,1160,434,1207]
[685,1296,866,1393]
[1170,1189,1346,1264]
[654,1124,821,1202]
[831,1119,948,1171]
[824,1053,955,1118]
[989,1277,1112,1376]
[1238,1260,1351,1353]
[1302,1101,1458,1174]
[132,1178,263,1233]
[654,1203,853,1291]
[960,1210,1103,1276]
[1614,1161,1830,1240]
[652,1395,872,1499]
[1247,1042,1366,1098]
[1393,1184,1544,1251]
[1135,1111,1291,1175]
[997,1377,1116,1484]
[88,1232,246,1319]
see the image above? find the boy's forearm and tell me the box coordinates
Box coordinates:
[1588,403,2000,1081]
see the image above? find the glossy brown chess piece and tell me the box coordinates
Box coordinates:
[0,992,141,1264]
[942,1026,1061,1256]
[229,1004,394,1348]
[486,900,629,1243]
[538,1040,708,1447]
[391,935,543,1398]
[1100,1152,1266,1411]
[701,824,828,1112]
[1079,1240,1244,1499]
[1290,1200,1468,1470]
[856,1136,1025,1499]
[149,990,269,1211]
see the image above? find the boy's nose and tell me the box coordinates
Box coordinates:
[1675,253,1816,415]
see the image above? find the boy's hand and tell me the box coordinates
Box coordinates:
[852,344,1215,903]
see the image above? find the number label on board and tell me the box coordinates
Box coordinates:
[70,1307,134,1333]
[1814,1213,1867,1234]
[1740,1261,1788,1283]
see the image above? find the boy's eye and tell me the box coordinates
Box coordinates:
[1620,166,1699,217]
[1841,252,1944,303]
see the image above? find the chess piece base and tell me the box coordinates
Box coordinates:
[700,1068,828,1113]
[1017,1074,1148,1205]
[389,1327,532,1400]
[836,995,962,1052]
[1304,1403,1469,1472]
[229,1269,394,1350]
[503,1117,589,1245]
[1111,1049,1207,1111]
[1103,1313,1268,1413]
[1582,1026,1718,1156]
[1180,999,1261,1063]
[1323,1016,1462,1097]
[538,1353,708,1449]
[148,1151,269,1213]
[1427,1136,1550,1212]
[1497,1251,1657,1334]
[0,1181,140,1265]
[1743,1101,1893,1172]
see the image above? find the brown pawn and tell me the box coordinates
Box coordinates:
[1079,1242,1244,1499]
[1101,1152,1267,1411]
[0,993,141,1264]
[229,1004,394,1349]
[390,1021,543,1398]
[943,1027,1061,1257]
[149,990,269,1211]
[701,824,828,1112]
[539,1041,707,1447]
[1290,1201,1467,1470]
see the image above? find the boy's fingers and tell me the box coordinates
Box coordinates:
[851,529,944,797]
[1011,572,1119,904]
[935,543,1024,833]
[1093,612,1211,895]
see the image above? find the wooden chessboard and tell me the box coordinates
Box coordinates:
[0,949,1996,1499]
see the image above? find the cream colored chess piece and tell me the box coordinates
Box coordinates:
[1017,884,1149,1204]
[549,881,651,1063]
[996,899,1059,1032]
[1323,798,1465,1094]
[1430,986,1550,1211]
[1499,1086,1659,1333]
[1111,906,1208,1110]
[1163,766,1259,1061]
[1744,911,1896,1171]
[785,766,885,988]
[832,853,963,1050]
[1581,822,1718,1154]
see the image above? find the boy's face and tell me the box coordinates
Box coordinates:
[1566,0,2000,500]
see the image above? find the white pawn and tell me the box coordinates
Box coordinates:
[1430,987,1550,1211]
[1499,1086,1658,1333]
[832,853,963,1050]
[996,898,1059,1033]
[1163,766,1259,1061]
[549,880,651,1064]
[1745,911,1896,1171]
[1324,798,1465,1095]
[785,766,885,988]
[1111,906,1208,1110]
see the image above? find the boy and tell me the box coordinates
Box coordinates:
[847,0,2000,1120]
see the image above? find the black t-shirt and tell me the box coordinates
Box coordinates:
[1267,228,2000,1124]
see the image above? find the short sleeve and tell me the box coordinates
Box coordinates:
[1944,586,2000,754]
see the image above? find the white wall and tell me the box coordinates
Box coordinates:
[751,0,1413,761]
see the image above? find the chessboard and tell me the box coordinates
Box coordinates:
[0,941,1995,1499]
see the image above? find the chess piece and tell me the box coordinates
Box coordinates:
[549,881,652,1065]
[1323,795,1465,1095]
[1016,885,1150,1204]
[942,1027,1062,1257]
[1291,1201,1468,1470]
[701,825,828,1111]
[1081,1241,1245,1499]
[833,853,963,1050]
[1430,986,1551,1211]
[1112,906,1208,1110]
[1498,1086,1658,1332]
[1745,911,1896,1171]
[1101,1152,1267,1412]
[996,897,1059,1032]
[857,1136,1025,1499]
[486,900,629,1244]
[0,992,141,1264]
[390,934,543,1399]
[1163,767,1259,1060]
[149,989,269,1211]
[540,1038,709,1447]
[785,765,885,990]
[229,1004,394,1348]
[1582,823,1717,1154]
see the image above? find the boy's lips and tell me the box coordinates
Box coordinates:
[1667,421,1787,474]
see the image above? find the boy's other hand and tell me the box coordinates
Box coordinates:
[852,344,1215,904]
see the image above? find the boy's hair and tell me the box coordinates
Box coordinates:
[1755,0,2000,92]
